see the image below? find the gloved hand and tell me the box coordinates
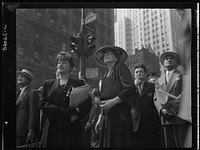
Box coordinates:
[161,108,174,119]
[85,121,92,131]
[100,97,121,114]
[26,130,36,143]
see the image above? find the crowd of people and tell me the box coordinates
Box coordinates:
[16,9,192,148]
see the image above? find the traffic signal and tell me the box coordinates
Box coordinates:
[70,36,82,57]
[85,34,96,57]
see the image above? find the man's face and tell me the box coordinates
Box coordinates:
[17,74,30,85]
[164,55,177,68]
[134,67,146,81]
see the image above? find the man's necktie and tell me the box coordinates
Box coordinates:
[166,72,170,84]
[138,85,142,96]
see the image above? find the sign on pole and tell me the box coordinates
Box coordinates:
[83,12,97,25]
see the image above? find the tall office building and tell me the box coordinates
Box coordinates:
[16,9,114,89]
[115,8,182,73]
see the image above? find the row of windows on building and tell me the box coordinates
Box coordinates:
[17,9,74,33]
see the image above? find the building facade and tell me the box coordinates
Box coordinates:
[16,9,114,89]
[126,47,160,78]
[115,9,182,74]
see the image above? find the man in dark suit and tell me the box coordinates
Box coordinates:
[154,51,190,148]
[131,63,161,148]
[16,69,40,146]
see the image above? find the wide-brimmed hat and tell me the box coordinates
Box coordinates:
[94,45,128,66]
[17,69,34,80]
[159,51,180,66]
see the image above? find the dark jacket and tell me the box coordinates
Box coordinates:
[99,63,136,148]
[39,78,92,148]
[132,81,161,148]
[16,87,40,136]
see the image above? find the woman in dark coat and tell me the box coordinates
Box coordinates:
[39,51,92,148]
[94,45,136,148]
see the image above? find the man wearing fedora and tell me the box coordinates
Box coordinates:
[16,69,40,146]
[154,51,190,148]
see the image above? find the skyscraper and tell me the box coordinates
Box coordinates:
[115,8,182,74]
[115,9,182,57]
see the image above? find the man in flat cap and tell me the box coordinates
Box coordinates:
[154,51,190,148]
[16,69,40,146]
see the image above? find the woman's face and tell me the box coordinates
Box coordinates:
[57,59,71,74]
[103,50,118,64]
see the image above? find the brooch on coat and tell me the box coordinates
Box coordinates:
[175,76,180,81]
[147,92,153,97]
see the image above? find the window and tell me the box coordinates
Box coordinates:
[17,45,24,55]
[36,11,42,17]
[62,42,66,50]
[34,51,40,60]
[62,24,67,32]
[35,32,40,38]
[48,50,55,66]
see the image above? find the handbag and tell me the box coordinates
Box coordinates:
[131,107,141,132]
[69,84,91,107]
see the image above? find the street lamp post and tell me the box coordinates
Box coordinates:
[79,8,86,78]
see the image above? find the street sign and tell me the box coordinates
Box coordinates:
[85,12,97,25]
[86,22,96,34]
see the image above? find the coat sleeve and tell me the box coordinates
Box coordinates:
[39,80,58,121]
[116,63,136,105]
[28,90,40,131]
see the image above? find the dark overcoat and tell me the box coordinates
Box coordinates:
[155,69,190,148]
[39,78,92,148]
[16,87,40,145]
[132,81,161,148]
[99,63,136,148]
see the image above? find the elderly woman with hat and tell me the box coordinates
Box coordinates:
[154,50,190,148]
[39,51,92,148]
[16,69,40,146]
[94,45,136,148]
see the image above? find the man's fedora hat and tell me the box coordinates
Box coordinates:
[159,51,180,66]
[17,69,34,80]
[94,45,128,66]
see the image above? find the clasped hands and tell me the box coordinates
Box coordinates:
[161,108,175,119]
[95,96,122,114]
[26,130,37,143]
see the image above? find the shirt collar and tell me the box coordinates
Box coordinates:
[20,86,28,92]
[166,69,175,76]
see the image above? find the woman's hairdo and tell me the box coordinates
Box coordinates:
[56,51,75,69]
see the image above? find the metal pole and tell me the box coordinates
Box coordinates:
[79,8,86,78]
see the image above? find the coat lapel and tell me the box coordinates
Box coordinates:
[16,87,30,106]
[158,75,167,91]
[140,82,150,98]
[165,70,180,92]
